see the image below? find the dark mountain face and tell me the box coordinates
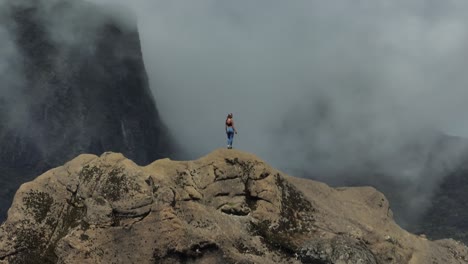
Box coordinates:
[0,0,174,221]
[416,147,468,244]
[360,133,468,229]
[349,133,468,243]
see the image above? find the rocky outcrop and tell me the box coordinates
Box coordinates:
[0,0,174,220]
[1,149,467,264]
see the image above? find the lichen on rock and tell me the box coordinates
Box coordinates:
[22,191,54,223]
[1,149,468,264]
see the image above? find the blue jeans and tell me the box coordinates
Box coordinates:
[226,127,234,146]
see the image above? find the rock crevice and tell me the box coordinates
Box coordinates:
[1,149,468,263]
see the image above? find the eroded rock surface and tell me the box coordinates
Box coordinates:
[1,149,468,263]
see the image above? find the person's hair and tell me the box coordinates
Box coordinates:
[227,113,233,118]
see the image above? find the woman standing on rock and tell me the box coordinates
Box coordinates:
[225,113,237,149]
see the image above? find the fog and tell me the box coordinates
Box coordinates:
[90,0,468,159]
[4,0,468,227]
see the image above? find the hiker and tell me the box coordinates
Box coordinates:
[225,113,237,149]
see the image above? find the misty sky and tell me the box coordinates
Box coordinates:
[88,0,468,162]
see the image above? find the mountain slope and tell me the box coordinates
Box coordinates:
[1,149,467,264]
[0,0,174,220]
[417,148,468,244]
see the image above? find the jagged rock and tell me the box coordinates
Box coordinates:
[299,235,377,264]
[1,149,468,263]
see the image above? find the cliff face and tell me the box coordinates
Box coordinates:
[417,147,468,244]
[393,134,468,245]
[1,149,467,264]
[0,0,173,220]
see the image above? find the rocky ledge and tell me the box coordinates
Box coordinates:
[0,149,467,263]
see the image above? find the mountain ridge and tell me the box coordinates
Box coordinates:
[1,149,467,263]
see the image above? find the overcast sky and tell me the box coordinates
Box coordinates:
[87,0,468,160]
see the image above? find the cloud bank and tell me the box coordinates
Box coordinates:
[91,0,468,157]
